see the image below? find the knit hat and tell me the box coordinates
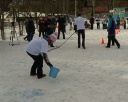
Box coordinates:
[50,32,58,43]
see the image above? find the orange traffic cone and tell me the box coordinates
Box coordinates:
[56,26,58,29]
[116,29,118,34]
[101,38,105,44]
[118,29,120,32]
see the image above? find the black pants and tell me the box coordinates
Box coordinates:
[57,29,65,39]
[90,23,93,29]
[124,24,126,29]
[24,35,28,41]
[103,24,107,29]
[39,31,45,37]
[78,30,85,48]
[27,52,43,77]
[107,36,120,47]
[97,23,100,29]
[111,35,115,45]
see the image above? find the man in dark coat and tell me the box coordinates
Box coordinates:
[89,14,94,30]
[27,17,35,42]
[45,15,55,47]
[38,17,46,37]
[24,19,29,41]
[57,15,66,39]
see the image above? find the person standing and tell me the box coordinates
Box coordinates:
[106,14,120,49]
[24,19,29,41]
[75,13,85,49]
[27,17,35,42]
[25,32,58,79]
[51,16,57,32]
[116,16,120,29]
[89,14,94,30]
[124,19,126,29]
[57,15,66,39]
[38,16,46,37]
[95,17,100,29]
[45,15,55,47]
[69,17,73,30]
[102,16,108,29]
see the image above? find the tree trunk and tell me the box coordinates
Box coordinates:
[0,0,6,40]
[1,9,6,40]
[35,12,38,29]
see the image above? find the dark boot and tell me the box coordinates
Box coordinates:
[83,46,86,49]
[82,42,85,49]
[106,42,110,48]
[57,31,60,39]
[62,32,65,39]
[106,46,110,48]
[30,73,37,76]
[37,74,46,79]
[50,43,55,47]
[117,44,120,49]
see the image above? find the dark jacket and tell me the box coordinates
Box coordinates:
[38,19,46,32]
[57,17,66,31]
[45,18,54,35]
[90,16,94,24]
[28,20,35,33]
[107,17,115,36]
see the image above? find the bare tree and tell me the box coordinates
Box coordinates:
[0,0,6,40]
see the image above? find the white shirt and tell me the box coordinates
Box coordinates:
[75,16,85,30]
[25,38,48,56]
[102,18,108,24]
[96,18,100,23]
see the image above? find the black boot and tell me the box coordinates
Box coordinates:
[83,46,86,49]
[50,44,55,47]
[117,44,120,49]
[37,74,46,79]
[106,46,110,48]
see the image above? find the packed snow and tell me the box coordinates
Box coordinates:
[0,24,128,102]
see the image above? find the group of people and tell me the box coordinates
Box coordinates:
[74,13,121,50]
[89,15,126,30]
[89,15,108,30]
[88,14,120,48]
[25,32,58,79]
[116,16,126,29]
[92,16,108,29]
[25,13,121,79]
[24,15,67,45]
[24,15,67,79]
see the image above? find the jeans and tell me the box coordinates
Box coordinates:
[77,30,85,48]
[28,32,34,42]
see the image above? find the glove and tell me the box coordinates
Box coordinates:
[47,62,53,67]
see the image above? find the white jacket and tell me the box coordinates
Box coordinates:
[25,38,48,56]
[75,17,85,30]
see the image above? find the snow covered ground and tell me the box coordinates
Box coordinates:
[0,24,128,102]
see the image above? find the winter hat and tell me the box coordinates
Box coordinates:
[50,32,58,42]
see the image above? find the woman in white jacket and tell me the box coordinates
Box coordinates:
[25,32,58,79]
